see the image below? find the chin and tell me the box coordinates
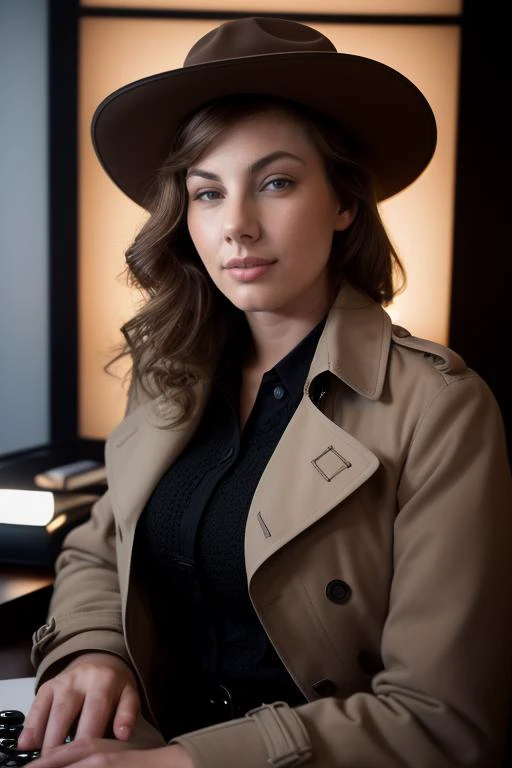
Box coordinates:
[231,302,266,313]
[223,286,294,315]
[225,293,274,313]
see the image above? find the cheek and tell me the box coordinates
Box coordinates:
[280,199,337,254]
[186,210,201,249]
[187,211,214,267]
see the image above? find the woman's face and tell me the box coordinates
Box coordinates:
[186,108,354,320]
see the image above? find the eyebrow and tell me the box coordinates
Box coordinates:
[186,150,304,181]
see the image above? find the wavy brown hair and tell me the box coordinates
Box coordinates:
[110,95,405,424]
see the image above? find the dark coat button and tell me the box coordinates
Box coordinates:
[313,679,337,697]
[325,579,351,604]
[357,650,384,676]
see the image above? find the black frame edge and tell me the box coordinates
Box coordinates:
[450,0,511,455]
[49,0,80,443]
[79,7,460,25]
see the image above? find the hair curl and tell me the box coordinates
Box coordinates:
[108,95,405,424]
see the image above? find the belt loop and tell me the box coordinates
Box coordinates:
[245,701,312,767]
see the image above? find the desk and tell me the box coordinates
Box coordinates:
[0,676,36,711]
[0,565,54,680]
[0,441,103,680]
[0,565,53,605]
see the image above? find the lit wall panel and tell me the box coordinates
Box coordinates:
[82,0,462,15]
[79,17,460,437]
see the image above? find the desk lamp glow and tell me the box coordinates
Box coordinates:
[0,489,98,566]
[0,489,54,526]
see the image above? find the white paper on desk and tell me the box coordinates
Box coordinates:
[0,676,35,712]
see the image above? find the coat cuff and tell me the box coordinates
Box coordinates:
[32,629,130,688]
[172,702,312,768]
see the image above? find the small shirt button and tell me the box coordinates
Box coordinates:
[272,384,286,400]
[313,678,337,697]
[325,579,352,604]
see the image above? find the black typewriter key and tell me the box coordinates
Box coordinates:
[0,737,17,749]
[0,714,23,727]
[13,750,41,764]
[0,711,42,765]
[1,749,41,766]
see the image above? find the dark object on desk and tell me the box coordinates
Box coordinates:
[0,493,98,567]
[0,441,105,490]
[0,710,40,765]
[34,460,106,492]
[0,443,104,569]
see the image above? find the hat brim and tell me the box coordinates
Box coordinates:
[91,51,437,207]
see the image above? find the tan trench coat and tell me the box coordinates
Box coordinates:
[32,285,512,767]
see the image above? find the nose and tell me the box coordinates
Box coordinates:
[223,193,260,244]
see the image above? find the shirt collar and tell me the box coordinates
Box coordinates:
[272,318,326,398]
[215,317,326,402]
[216,283,393,404]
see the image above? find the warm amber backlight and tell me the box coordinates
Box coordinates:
[78,17,461,438]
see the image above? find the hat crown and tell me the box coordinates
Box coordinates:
[184,17,337,67]
[92,16,436,207]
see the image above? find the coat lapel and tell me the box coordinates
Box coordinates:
[105,384,209,534]
[244,285,390,582]
[245,395,379,583]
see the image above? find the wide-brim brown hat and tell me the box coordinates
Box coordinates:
[91,16,437,207]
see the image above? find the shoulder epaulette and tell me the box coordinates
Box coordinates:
[392,325,466,375]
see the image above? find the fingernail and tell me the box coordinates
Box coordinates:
[117,725,130,739]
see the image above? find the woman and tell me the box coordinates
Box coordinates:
[18,17,512,768]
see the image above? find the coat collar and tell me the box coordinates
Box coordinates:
[308,282,392,400]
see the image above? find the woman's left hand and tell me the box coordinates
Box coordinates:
[29,737,194,767]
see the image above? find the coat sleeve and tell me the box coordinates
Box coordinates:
[30,492,165,750]
[30,371,145,685]
[172,374,512,767]
[31,489,130,685]
[30,372,166,749]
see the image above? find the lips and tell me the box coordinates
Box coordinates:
[223,256,277,282]
[224,256,275,269]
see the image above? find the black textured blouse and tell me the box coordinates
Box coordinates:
[133,320,324,736]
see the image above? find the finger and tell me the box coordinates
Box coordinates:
[17,684,55,749]
[31,739,97,768]
[42,689,85,751]
[112,683,140,740]
[73,690,116,741]
[36,737,133,768]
